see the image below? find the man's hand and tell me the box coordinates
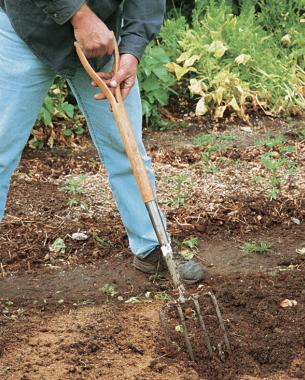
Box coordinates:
[92,54,139,100]
[71,4,114,58]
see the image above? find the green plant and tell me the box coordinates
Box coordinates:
[169,173,189,208]
[280,145,295,154]
[100,283,118,297]
[180,236,200,260]
[207,163,220,174]
[183,236,199,249]
[159,15,188,59]
[258,0,305,38]
[64,174,87,195]
[251,175,263,183]
[49,238,66,254]
[95,236,111,248]
[38,92,74,127]
[63,174,88,208]
[261,153,287,200]
[241,241,273,254]
[30,78,80,149]
[193,134,217,146]
[256,134,286,148]
[154,291,173,301]
[138,45,177,124]
[194,133,236,146]
[166,0,305,120]
[193,133,234,163]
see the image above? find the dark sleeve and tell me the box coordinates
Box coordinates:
[119,0,166,61]
[33,0,86,25]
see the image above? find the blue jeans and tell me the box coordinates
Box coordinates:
[0,10,161,258]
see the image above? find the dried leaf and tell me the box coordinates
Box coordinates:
[176,52,189,63]
[229,97,241,111]
[208,40,228,58]
[214,105,227,119]
[235,54,252,66]
[214,86,225,105]
[189,79,204,95]
[281,34,292,47]
[195,97,208,116]
[166,63,194,80]
[296,247,305,255]
[184,55,201,67]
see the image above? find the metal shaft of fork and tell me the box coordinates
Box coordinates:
[146,200,186,303]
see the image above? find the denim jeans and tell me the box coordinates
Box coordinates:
[0,10,161,257]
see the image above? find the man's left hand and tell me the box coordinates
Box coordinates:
[92,54,139,100]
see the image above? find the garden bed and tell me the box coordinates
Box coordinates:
[0,116,305,379]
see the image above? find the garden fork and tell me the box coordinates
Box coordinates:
[75,37,231,361]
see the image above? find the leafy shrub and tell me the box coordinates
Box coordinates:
[30,78,84,149]
[166,0,305,121]
[158,15,188,60]
[138,44,176,124]
[136,15,189,128]
[257,0,305,33]
[257,0,305,68]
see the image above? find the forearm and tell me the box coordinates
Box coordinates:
[33,0,86,25]
[70,3,95,27]
[119,0,166,61]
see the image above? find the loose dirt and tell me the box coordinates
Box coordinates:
[1,118,305,379]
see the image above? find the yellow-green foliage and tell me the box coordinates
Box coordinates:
[166,0,305,121]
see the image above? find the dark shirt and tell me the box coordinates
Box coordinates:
[0,0,165,78]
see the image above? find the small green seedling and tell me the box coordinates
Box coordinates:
[50,238,66,254]
[251,175,263,183]
[261,153,287,200]
[100,283,118,297]
[241,241,273,255]
[256,134,286,148]
[154,291,173,302]
[64,174,88,208]
[170,173,189,208]
[95,236,111,248]
[180,236,200,260]
[64,174,87,195]
[183,236,199,250]
[207,164,220,174]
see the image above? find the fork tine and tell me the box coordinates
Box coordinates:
[160,292,231,362]
[206,292,231,354]
[176,303,195,361]
[192,296,213,356]
[160,302,195,360]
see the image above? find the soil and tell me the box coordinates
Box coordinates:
[0,116,305,379]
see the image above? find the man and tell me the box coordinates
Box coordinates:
[0,0,204,283]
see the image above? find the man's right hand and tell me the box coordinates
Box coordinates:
[71,4,115,58]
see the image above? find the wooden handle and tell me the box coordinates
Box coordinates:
[74,40,155,203]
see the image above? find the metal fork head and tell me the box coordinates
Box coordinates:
[160,291,231,361]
